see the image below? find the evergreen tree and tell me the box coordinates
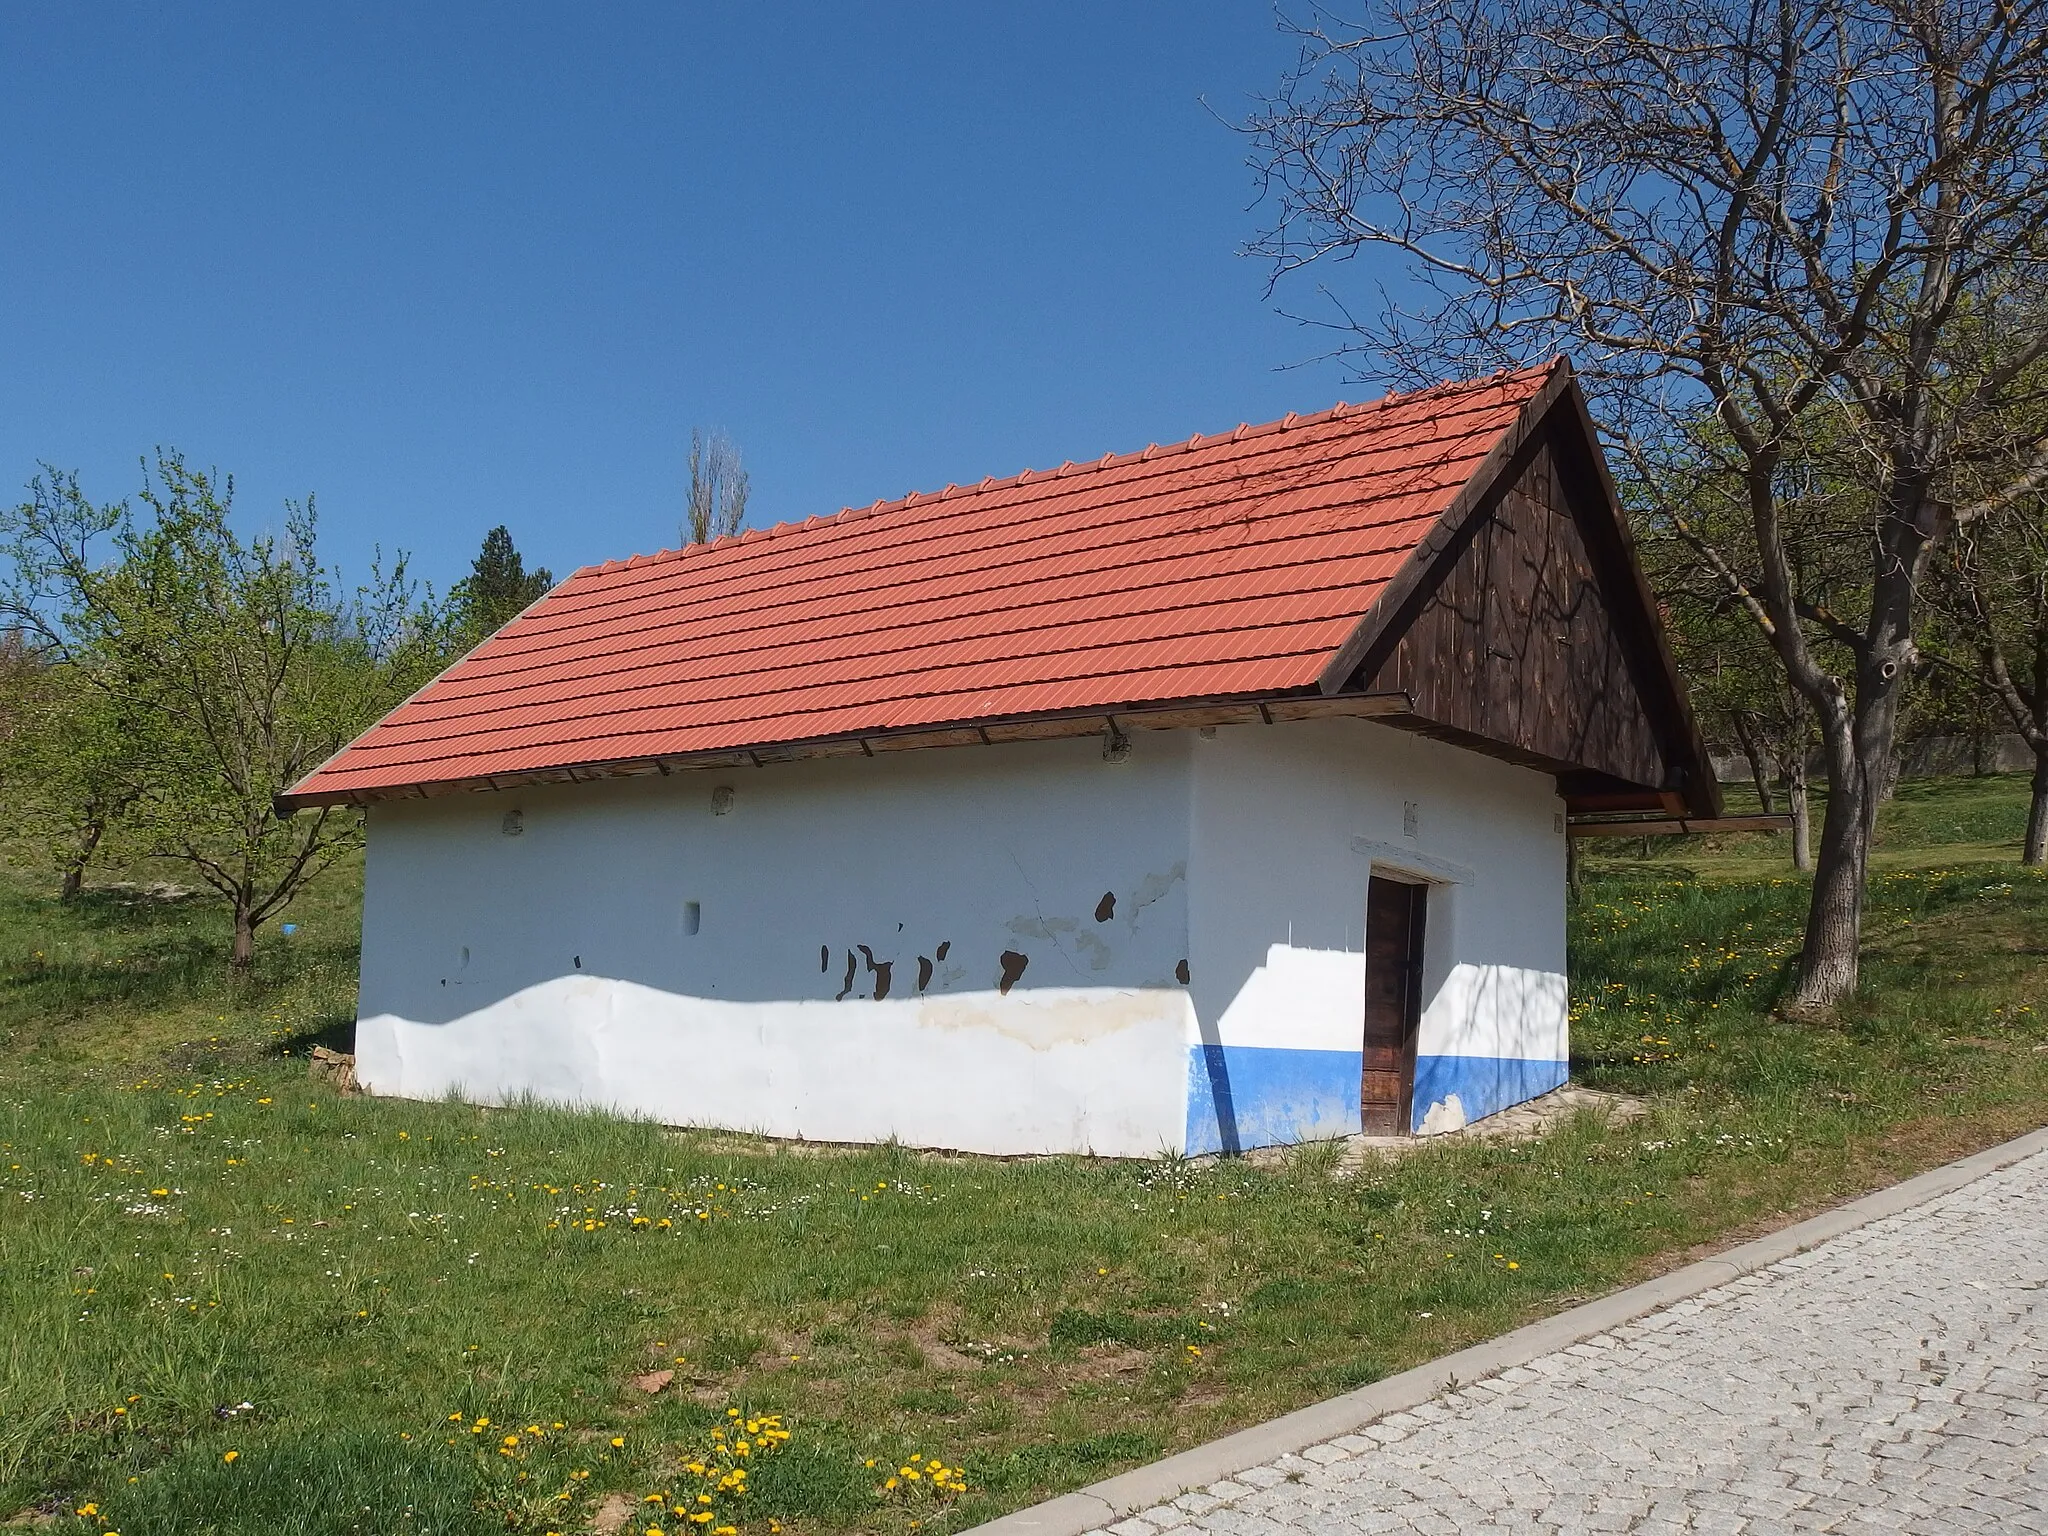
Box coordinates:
[451,526,552,647]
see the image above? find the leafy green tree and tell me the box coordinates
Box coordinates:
[0,455,446,964]
[0,653,145,899]
[449,525,552,649]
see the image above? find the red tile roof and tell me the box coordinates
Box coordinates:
[285,363,1560,806]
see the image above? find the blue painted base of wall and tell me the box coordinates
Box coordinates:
[1411,1055,1568,1131]
[1183,1047,1569,1151]
[1185,1044,1361,1155]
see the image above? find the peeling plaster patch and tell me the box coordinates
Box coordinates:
[1126,862,1186,930]
[997,951,1030,995]
[935,940,951,963]
[916,956,934,992]
[819,944,830,973]
[1094,891,1116,922]
[836,951,857,1001]
[1007,914,1077,940]
[858,946,894,1002]
[1419,1094,1469,1135]
[1175,958,1191,985]
[1008,913,1088,980]
[1073,931,1113,971]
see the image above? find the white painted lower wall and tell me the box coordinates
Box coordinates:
[353,719,1570,1155]
[358,978,1193,1159]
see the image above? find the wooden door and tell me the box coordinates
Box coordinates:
[1362,875,1427,1135]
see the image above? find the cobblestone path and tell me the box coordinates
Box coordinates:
[1095,1149,2048,1535]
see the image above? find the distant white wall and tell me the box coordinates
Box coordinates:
[355,718,1569,1156]
[356,733,1196,1157]
[1185,719,1568,1147]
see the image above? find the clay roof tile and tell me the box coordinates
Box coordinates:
[285,363,1561,802]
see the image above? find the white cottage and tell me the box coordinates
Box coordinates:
[283,361,1728,1157]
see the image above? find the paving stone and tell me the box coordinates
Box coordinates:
[1166,1150,2048,1536]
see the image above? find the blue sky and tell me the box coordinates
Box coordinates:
[0,5,1372,592]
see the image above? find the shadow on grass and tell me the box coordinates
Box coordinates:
[267,1014,356,1057]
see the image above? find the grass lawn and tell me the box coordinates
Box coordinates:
[2,776,2045,1536]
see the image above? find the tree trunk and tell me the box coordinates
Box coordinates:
[1729,712,1776,815]
[1793,727,1866,1008]
[2026,746,2048,867]
[231,898,256,968]
[60,814,108,903]
[1791,658,1902,1012]
[1789,769,1812,873]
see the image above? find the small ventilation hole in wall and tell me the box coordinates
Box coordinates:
[682,900,701,936]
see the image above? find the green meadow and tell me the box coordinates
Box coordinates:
[2,775,2044,1536]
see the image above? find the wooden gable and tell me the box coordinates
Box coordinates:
[1319,370,1717,817]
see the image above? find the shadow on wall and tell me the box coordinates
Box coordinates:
[1182,951,1570,1150]
[370,874,1192,1029]
[1411,965,1570,1133]
[1184,944,1371,1156]
[375,952,1189,1026]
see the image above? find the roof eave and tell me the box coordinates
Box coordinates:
[273,686,1418,813]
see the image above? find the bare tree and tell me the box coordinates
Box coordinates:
[1247,0,2048,1008]
[685,428,750,545]
[1931,489,2048,862]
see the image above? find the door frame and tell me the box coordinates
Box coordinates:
[1353,839,1464,1135]
[1361,869,1431,1135]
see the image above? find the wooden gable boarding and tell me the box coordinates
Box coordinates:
[1319,368,1725,825]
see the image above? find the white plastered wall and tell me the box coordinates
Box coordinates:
[1184,718,1569,1145]
[354,717,1568,1156]
[355,733,1196,1158]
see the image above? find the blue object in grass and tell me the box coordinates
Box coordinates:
[281,923,297,936]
